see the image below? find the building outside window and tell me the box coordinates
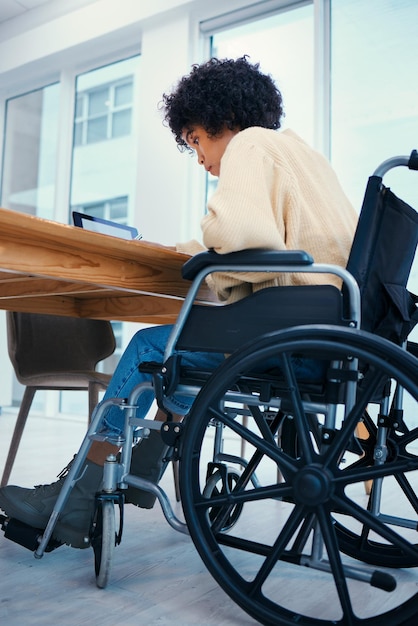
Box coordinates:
[74,78,133,146]
[72,196,129,223]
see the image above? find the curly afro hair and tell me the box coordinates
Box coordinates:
[161,56,284,151]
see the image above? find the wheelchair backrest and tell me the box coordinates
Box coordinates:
[346,175,418,345]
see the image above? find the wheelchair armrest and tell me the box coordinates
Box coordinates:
[181,249,314,281]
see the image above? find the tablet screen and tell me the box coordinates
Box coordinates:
[72,211,140,240]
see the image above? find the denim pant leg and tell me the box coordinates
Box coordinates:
[102,324,224,436]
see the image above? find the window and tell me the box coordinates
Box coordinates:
[74,78,133,146]
[330,0,418,345]
[206,1,417,332]
[330,0,418,211]
[0,56,140,416]
[70,56,140,229]
[207,3,314,197]
[211,4,314,141]
[0,83,60,219]
[72,196,129,223]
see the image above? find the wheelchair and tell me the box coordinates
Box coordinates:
[1,151,418,626]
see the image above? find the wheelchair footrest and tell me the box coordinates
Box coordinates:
[0,514,63,553]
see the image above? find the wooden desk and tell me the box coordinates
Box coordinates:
[0,208,214,324]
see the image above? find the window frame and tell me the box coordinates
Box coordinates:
[0,46,140,224]
[74,76,134,146]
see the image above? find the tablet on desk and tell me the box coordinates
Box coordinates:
[72,211,141,240]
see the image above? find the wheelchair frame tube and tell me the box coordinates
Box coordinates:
[164,262,361,361]
[373,154,414,178]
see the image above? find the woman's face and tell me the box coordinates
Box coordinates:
[182,125,239,177]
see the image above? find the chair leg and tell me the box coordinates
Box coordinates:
[1,387,36,487]
[88,381,107,423]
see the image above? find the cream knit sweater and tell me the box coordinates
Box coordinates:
[177,127,358,303]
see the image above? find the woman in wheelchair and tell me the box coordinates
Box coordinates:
[0,56,357,550]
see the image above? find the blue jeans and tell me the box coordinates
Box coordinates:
[102,324,326,436]
[102,324,224,435]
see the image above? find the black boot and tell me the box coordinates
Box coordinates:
[0,459,103,549]
[125,430,169,509]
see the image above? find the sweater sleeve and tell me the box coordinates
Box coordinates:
[175,239,206,256]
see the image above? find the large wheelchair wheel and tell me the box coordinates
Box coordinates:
[282,401,418,569]
[179,325,418,626]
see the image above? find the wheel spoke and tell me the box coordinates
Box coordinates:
[248,504,308,597]
[316,506,356,624]
[334,493,418,560]
[280,352,316,463]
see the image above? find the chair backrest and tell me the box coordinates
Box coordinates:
[345,176,418,345]
[6,312,116,381]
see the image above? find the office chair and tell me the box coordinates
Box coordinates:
[1,312,116,487]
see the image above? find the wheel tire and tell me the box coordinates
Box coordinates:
[203,469,244,531]
[179,325,418,626]
[92,499,116,589]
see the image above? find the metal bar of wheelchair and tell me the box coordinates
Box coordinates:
[118,381,189,534]
[35,382,190,559]
[35,397,128,557]
[373,151,418,177]
[164,259,361,362]
[164,256,361,422]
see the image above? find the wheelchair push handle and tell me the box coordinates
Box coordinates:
[373,149,418,177]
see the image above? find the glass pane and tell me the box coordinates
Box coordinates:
[212,4,314,143]
[88,87,108,116]
[109,197,128,220]
[86,115,108,143]
[209,4,313,196]
[331,0,418,210]
[114,82,133,107]
[65,56,140,414]
[73,121,83,146]
[70,56,139,220]
[74,94,84,119]
[0,83,60,219]
[84,203,105,218]
[112,109,131,138]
